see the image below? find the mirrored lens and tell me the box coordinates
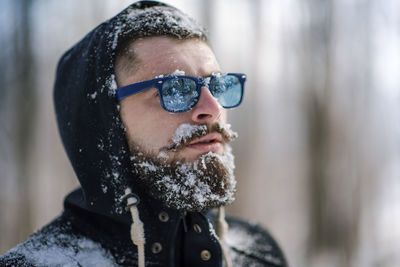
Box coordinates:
[209,74,242,107]
[161,78,198,112]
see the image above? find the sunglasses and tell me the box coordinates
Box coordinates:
[116,73,246,113]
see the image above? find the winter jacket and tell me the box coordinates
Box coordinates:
[0,1,288,266]
[0,188,287,266]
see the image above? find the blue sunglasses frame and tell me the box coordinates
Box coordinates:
[116,73,246,113]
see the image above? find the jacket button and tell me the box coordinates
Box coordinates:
[151,242,163,254]
[200,250,211,261]
[158,212,169,222]
[193,224,202,233]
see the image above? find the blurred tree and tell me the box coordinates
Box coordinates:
[0,0,36,252]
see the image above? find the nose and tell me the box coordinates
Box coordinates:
[191,86,222,123]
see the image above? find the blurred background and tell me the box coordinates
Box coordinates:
[1,0,400,266]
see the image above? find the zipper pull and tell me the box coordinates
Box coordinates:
[180,211,188,232]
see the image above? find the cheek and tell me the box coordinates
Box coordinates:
[220,110,228,123]
[120,102,184,151]
[152,115,185,143]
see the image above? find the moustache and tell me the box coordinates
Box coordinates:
[161,123,238,152]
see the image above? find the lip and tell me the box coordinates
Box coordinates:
[188,133,223,153]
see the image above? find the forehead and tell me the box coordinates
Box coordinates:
[129,37,220,80]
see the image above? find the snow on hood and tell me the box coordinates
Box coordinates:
[53,1,208,220]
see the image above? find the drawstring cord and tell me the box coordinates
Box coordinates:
[124,188,146,267]
[216,207,232,267]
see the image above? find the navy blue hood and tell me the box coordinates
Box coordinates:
[53,1,208,221]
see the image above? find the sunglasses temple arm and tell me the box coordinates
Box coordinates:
[116,79,160,101]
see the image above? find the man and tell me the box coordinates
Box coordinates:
[0,1,287,266]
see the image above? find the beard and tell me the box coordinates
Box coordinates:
[128,123,237,212]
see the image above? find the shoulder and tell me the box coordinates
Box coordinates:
[0,215,118,267]
[225,216,288,267]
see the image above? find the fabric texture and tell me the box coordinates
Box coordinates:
[1,194,287,266]
[0,1,288,266]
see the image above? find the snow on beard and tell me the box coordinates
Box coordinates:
[128,123,238,212]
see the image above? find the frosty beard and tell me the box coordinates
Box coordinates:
[128,124,237,212]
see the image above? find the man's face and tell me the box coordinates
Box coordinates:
[117,37,237,211]
[118,37,227,162]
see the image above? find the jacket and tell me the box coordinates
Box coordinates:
[0,1,288,266]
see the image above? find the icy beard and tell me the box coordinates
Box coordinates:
[128,123,238,212]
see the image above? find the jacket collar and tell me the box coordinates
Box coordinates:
[64,188,223,266]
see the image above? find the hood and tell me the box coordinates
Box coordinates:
[53,1,207,222]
